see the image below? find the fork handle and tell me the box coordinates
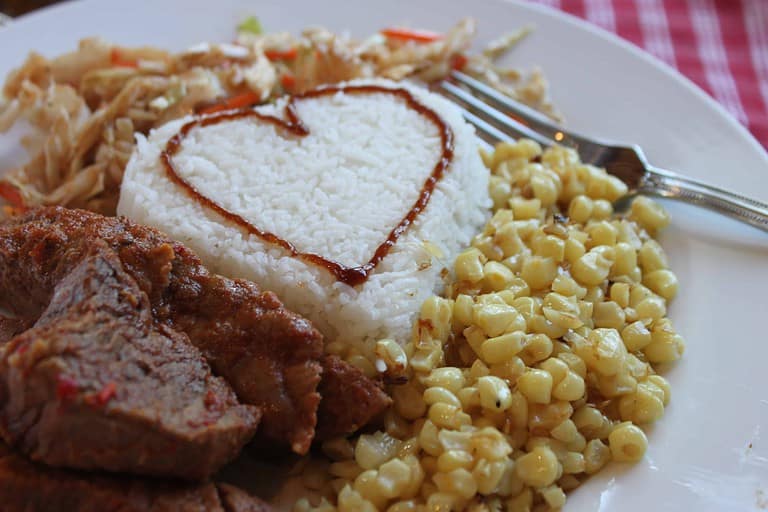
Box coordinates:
[640,167,768,232]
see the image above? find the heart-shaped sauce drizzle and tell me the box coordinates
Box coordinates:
[161,84,455,287]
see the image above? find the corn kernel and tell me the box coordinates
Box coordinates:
[528,314,569,339]
[339,483,378,512]
[474,303,526,337]
[376,458,412,499]
[517,369,553,404]
[647,375,671,405]
[552,371,586,402]
[531,172,559,207]
[583,439,611,474]
[483,261,516,291]
[438,429,473,452]
[455,247,487,283]
[630,196,669,233]
[610,282,631,308]
[561,451,586,474]
[420,296,454,342]
[592,199,613,219]
[423,387,462,408]
[621,321,652,351]
[477,375,513,411]
[638,239,668,272]
[355,432,401,470]
[572,406,606,438]
[538,357,569,384]
[551,274,587,298]
[564,237,586,263]
[568,195,594,223]
[618,383,665,424]
[587,220,618,247]
[434,468,478,499]
[635,295,667,321]
[376,339,408,376]
[490,357,526,382]
[532,234,565,261]
[593,300,626,329]
[436,450,474,472]
[508,391,529,429]
[481,331,525,364]
[418,420,442,456]
[471,427,513,461]
[521,255,558,290]
[540,484,567,509]
[514,446,560,487]
[571,246,614,286]
[608,423,648,462]
[550,419,579,443]
[506,488,534,512]
[611,242,638,277]
[457,386,481,410]
[428,403,471,430]
[571,328,628,377]
[542,292,583,329]
[510,197,542,220]
[473,458,507,495]
[645,319,685,363]
[643,269,679,300]
[423,367,466,394]
[454,294,475,327]
[558,352,587,378]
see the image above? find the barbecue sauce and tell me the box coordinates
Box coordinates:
[161,85,455,287]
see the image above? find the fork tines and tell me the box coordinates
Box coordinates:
[435,71,566,148]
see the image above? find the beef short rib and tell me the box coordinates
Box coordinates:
[0,244,259,480]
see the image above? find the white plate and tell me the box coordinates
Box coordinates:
[1,1,767,510]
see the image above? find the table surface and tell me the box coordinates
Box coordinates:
[1,0,767,149]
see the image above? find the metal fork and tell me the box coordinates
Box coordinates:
[435,70,768,233]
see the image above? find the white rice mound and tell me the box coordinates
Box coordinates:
[118,78,489,357]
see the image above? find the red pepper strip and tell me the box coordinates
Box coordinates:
[110,48,138,68]
[451,53,469,71]
[264,47,298,61]
[56,375,79,402]
[280,73,296,90]
[0,182,24,208]
[96,382,117,406]
[381,27,443,43]
[199,91,261,115]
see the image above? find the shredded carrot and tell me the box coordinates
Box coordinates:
[0,182,25,208]
[451,53,469,71]
[199,91,261,115]
[280,73,296,90]
[110,48,138,68]
[1,206,24,218]
[381,27,443,43]
[264,47,298,61]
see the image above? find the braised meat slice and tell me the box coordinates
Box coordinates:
[162,245,323,454]
[0,315,27,344]
[316,355,392,439]
[0,245,259,480]
[0,442,272,512]
[0,207,391,454]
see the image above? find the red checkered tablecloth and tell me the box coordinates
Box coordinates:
[528,0,768,148]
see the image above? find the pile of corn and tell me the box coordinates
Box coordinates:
[297,139,684,512]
